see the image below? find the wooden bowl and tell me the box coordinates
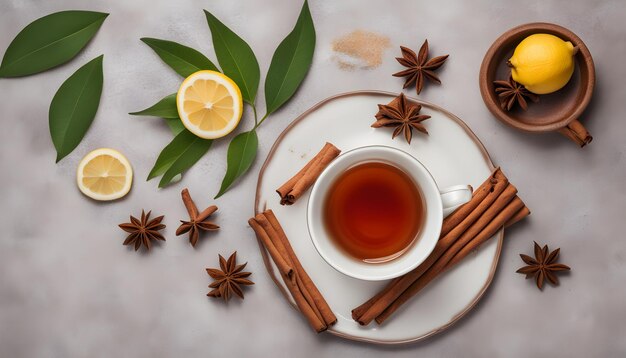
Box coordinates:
[479,22,594,147]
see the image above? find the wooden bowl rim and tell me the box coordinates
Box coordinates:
[479,22,595,132]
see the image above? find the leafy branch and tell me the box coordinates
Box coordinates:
[131,1,315,196]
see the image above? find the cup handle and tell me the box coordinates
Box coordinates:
[440,185,473,218]
[557,119,593,147]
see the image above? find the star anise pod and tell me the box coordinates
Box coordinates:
[371,93,431,144]
[206,251,254,301]
[493,74,539,111]
[393,39,449,95]
[176,188,219,247]
[118,210,166,251]
[516,241,571,290]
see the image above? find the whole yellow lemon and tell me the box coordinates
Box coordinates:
[508,33,577,94]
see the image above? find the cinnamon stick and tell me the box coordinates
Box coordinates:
[276,142,341,205]
[254,213,326,326]
[196,205,218,222]
[263,210,336,326]
[177,188,219,247]
[557,120,592,147]
[445,197,526,270]
[431,183,518,272]
[250,216,325,331]
[352,168,509,325]
[505,206,531,228]
[440,168,504,237]
[247,218,292,277]
[280,267,327,332]
[350,277,401,321]
[181,188,199,218]
[249,210,336,332]
[375,196,526,324]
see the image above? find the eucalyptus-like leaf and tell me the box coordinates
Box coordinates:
[147,129,212,188]
[0,11,108,77]
[165,118,185,135]
[159,135,213,188]
[141,38,218,77]
[204,10,260,104]
[215,130,258,198]
[129,93,179,118]
[49,55,104,162]
[129,93,185,135]
[264,0,315,115]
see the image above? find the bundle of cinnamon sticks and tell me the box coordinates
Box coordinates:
[249,210,337,332]
[276,142,341,205]
[351,167,530,325]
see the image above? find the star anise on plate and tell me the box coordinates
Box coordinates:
[516,241,571,290]
[118,210,166,251]
[393,39,449,95]
[371,93,431,144]
[493,74,539,111]
[176,188,219,247]
[206,251,254,301]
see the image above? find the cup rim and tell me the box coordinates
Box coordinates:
[306,145,443,281]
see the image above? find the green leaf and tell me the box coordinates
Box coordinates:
[164,118,185,135]
[159,133,213,188]
[204,10,260,104]
[129,93,184,135]
[49,55,104,162]
[140,38,218,77]
[264,1,315,115]
[147,129,212,188]
[0,11,108,77]
[129,93,179,118]
[215,130,258,198]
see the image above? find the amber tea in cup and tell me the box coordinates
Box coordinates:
[309,146,472,280]
[323,161,424,263]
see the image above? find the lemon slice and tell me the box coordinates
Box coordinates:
[76,148,133,201]
[176,70,243,139]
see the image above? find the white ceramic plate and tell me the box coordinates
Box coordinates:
[254,91,502,344]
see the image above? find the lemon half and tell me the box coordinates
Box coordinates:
[76,148,133,201]
[176,70,243,139]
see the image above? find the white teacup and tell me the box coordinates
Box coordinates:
[307,146,472,281]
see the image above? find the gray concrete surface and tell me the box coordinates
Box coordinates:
[1,0,625,356]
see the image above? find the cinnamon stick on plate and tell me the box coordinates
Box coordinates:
[351,167,530,326]
[249,209,337,332]
[276,142,341,205]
